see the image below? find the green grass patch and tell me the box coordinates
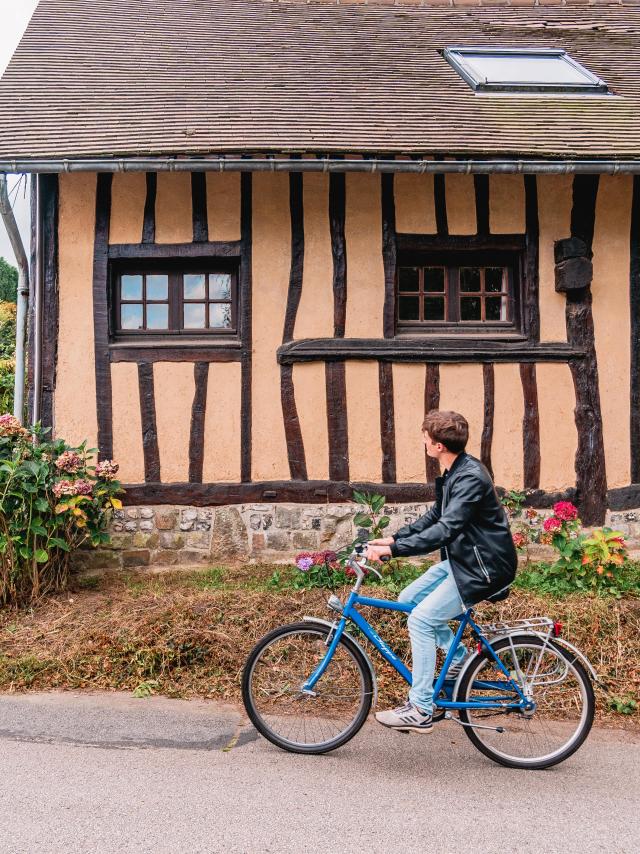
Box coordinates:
[514,561,640,598]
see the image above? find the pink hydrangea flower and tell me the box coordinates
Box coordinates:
[0,414,29,438]
[53,479,93,498]
[95,459,119,481]
[296,556,313,572]
[553,501,578,522]
[543,516,562,533]
[55,450,83,474]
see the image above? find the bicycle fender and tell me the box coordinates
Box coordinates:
[302,616,379,708]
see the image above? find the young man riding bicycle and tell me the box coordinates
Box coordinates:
[366,410,517,733]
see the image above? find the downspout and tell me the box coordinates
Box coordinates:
[0,174,30,422]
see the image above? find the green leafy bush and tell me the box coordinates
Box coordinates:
[0,415,123,607]
[0,301,16,414]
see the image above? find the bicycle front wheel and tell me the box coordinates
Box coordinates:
[456,634,595,770]
[242,622,373,754]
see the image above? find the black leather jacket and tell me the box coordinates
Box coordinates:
[390,453,517,607]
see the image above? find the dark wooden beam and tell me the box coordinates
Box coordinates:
[424,363,440,482]
[278,338,584,364]
[142,173,156,244]
[565,175,607,525]
[329,173,347,338]
[191,172,208,243]
[282,172,304,345]
[240,172,252,482]
[188,362,209,483]
[524,175,541,341]
[474,175,490,237]
[434,173,448,237]
[381,173,397,339]
[137,361,161,482]
[281,364,308,481]
[39,174,59,431]
[520,362,540,489]
[110,345,241,363]
[379,362,396,483]
[630,175,640,481]
[93,173,114,460]
[396,233,525,253]
[326,361,349,481]
[481,363,494,479]
[108,241,241,260]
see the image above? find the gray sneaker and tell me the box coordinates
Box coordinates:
[375,701,433,733]
[444,650,471,681]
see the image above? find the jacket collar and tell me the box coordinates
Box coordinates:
[444,451,468,479]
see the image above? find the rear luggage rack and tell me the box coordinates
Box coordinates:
[478,617,555,637]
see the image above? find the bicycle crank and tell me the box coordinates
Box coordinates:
[444,712,505,734]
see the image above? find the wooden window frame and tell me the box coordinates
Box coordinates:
[110,259,239,343]
[396,249,523,337]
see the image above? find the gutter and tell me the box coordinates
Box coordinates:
[2,157,640,174]
[0,175,30,423]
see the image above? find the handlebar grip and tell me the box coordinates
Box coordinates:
[380,555,391,563]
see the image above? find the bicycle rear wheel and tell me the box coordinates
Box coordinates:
[456,634,594,770]
[242,622,373,754]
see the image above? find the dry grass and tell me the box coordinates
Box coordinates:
[0,565,638,726]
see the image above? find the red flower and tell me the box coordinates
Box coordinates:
[543,516,562,533]
[512,532,527,549]
[553,501,578,522]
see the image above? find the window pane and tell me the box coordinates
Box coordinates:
[485,268,505,293]
[147,304,169,330]
[184,274,206,300]
[460,297,481,321]
[209,273,232,300]
[184,303,206,329]
[486,296,508,321]
[121,303,143,330]
[209,303,232,329]
[424,268,445,293]
[424,297,445,321]
[146,274,168,301]
[464,54,593,87]
[398,267,419,293]
[121,275,143,300]
[399,296,420,321]
[460,268,481,292]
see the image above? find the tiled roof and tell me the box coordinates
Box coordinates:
[1,0,640,159]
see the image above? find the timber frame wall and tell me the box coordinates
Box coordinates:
[30,165,640,524]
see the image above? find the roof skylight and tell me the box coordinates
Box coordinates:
[444,47,608,94]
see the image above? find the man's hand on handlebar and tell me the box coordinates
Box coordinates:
[366,542,393,562]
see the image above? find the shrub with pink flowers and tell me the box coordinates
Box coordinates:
[0,420,123,606]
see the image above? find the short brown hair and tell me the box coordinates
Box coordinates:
[422,410,469,453]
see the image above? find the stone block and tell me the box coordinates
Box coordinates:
[249,504,274,512]
[132,532,159,549]
[110,533,134,550]
[125,508,139,520]
[178,550,211,565]
[249,514,263,531]
[140,507,154,519]
[210,506,250,559]
[153,550,180,566]
[155,509,178,530]
[139,521,154,532]
[159,533,184,550]
[252,533,266,551]
[186,531,212,549]
[182,509,198,522]
[112,522,124,532]
[197,509,213,522]
[113,510,125,522]
[195,520,212,531]
[122,550,151,567]
[266,531,291,551]
[275,507,302,529]
[124,521,138,533]
[180,521,194,532]
[292,530,320,549]
[71,550,121,571]
[262,513,273,531]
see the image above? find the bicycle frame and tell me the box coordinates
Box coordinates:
[303,589,529,711]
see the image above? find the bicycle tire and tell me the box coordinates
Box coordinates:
[456,633,595,770]
[242,621,373,755]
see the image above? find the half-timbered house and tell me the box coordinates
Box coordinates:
[2,0,640,565]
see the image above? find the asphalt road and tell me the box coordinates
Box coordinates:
[0,692,638,854]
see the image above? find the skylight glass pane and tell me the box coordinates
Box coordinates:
[464,54,589,86]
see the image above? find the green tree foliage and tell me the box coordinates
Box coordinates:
[0,301,16,413]
[0,257,18,303]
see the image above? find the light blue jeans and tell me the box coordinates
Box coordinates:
[398,560,467,714]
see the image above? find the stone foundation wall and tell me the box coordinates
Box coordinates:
[72,503,640,572]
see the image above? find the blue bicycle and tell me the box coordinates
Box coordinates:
[242,544,597,769]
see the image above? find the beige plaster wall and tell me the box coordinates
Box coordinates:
[109,173,146,244]
[345,361,382,482]
[251,173,291,480]
[438,364,485,461]
[536,363,577,491]
[295,173,334,340]
[394,173,437,234]
[154,362,194,482]
[206,173,241,242]
[489,175,526,235]
[155,173,193,243]
[538,175,572,343]
[344,174,384,338]
[202,362,242,482]
[492,363,524,489]
[111,362,145,483]
[393,363,427,482]
[294,362,330,480]
[592,175,633,488]
[444,175,476,235]
[54,173,98,449]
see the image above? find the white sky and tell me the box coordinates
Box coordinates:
[0,1,39,268]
